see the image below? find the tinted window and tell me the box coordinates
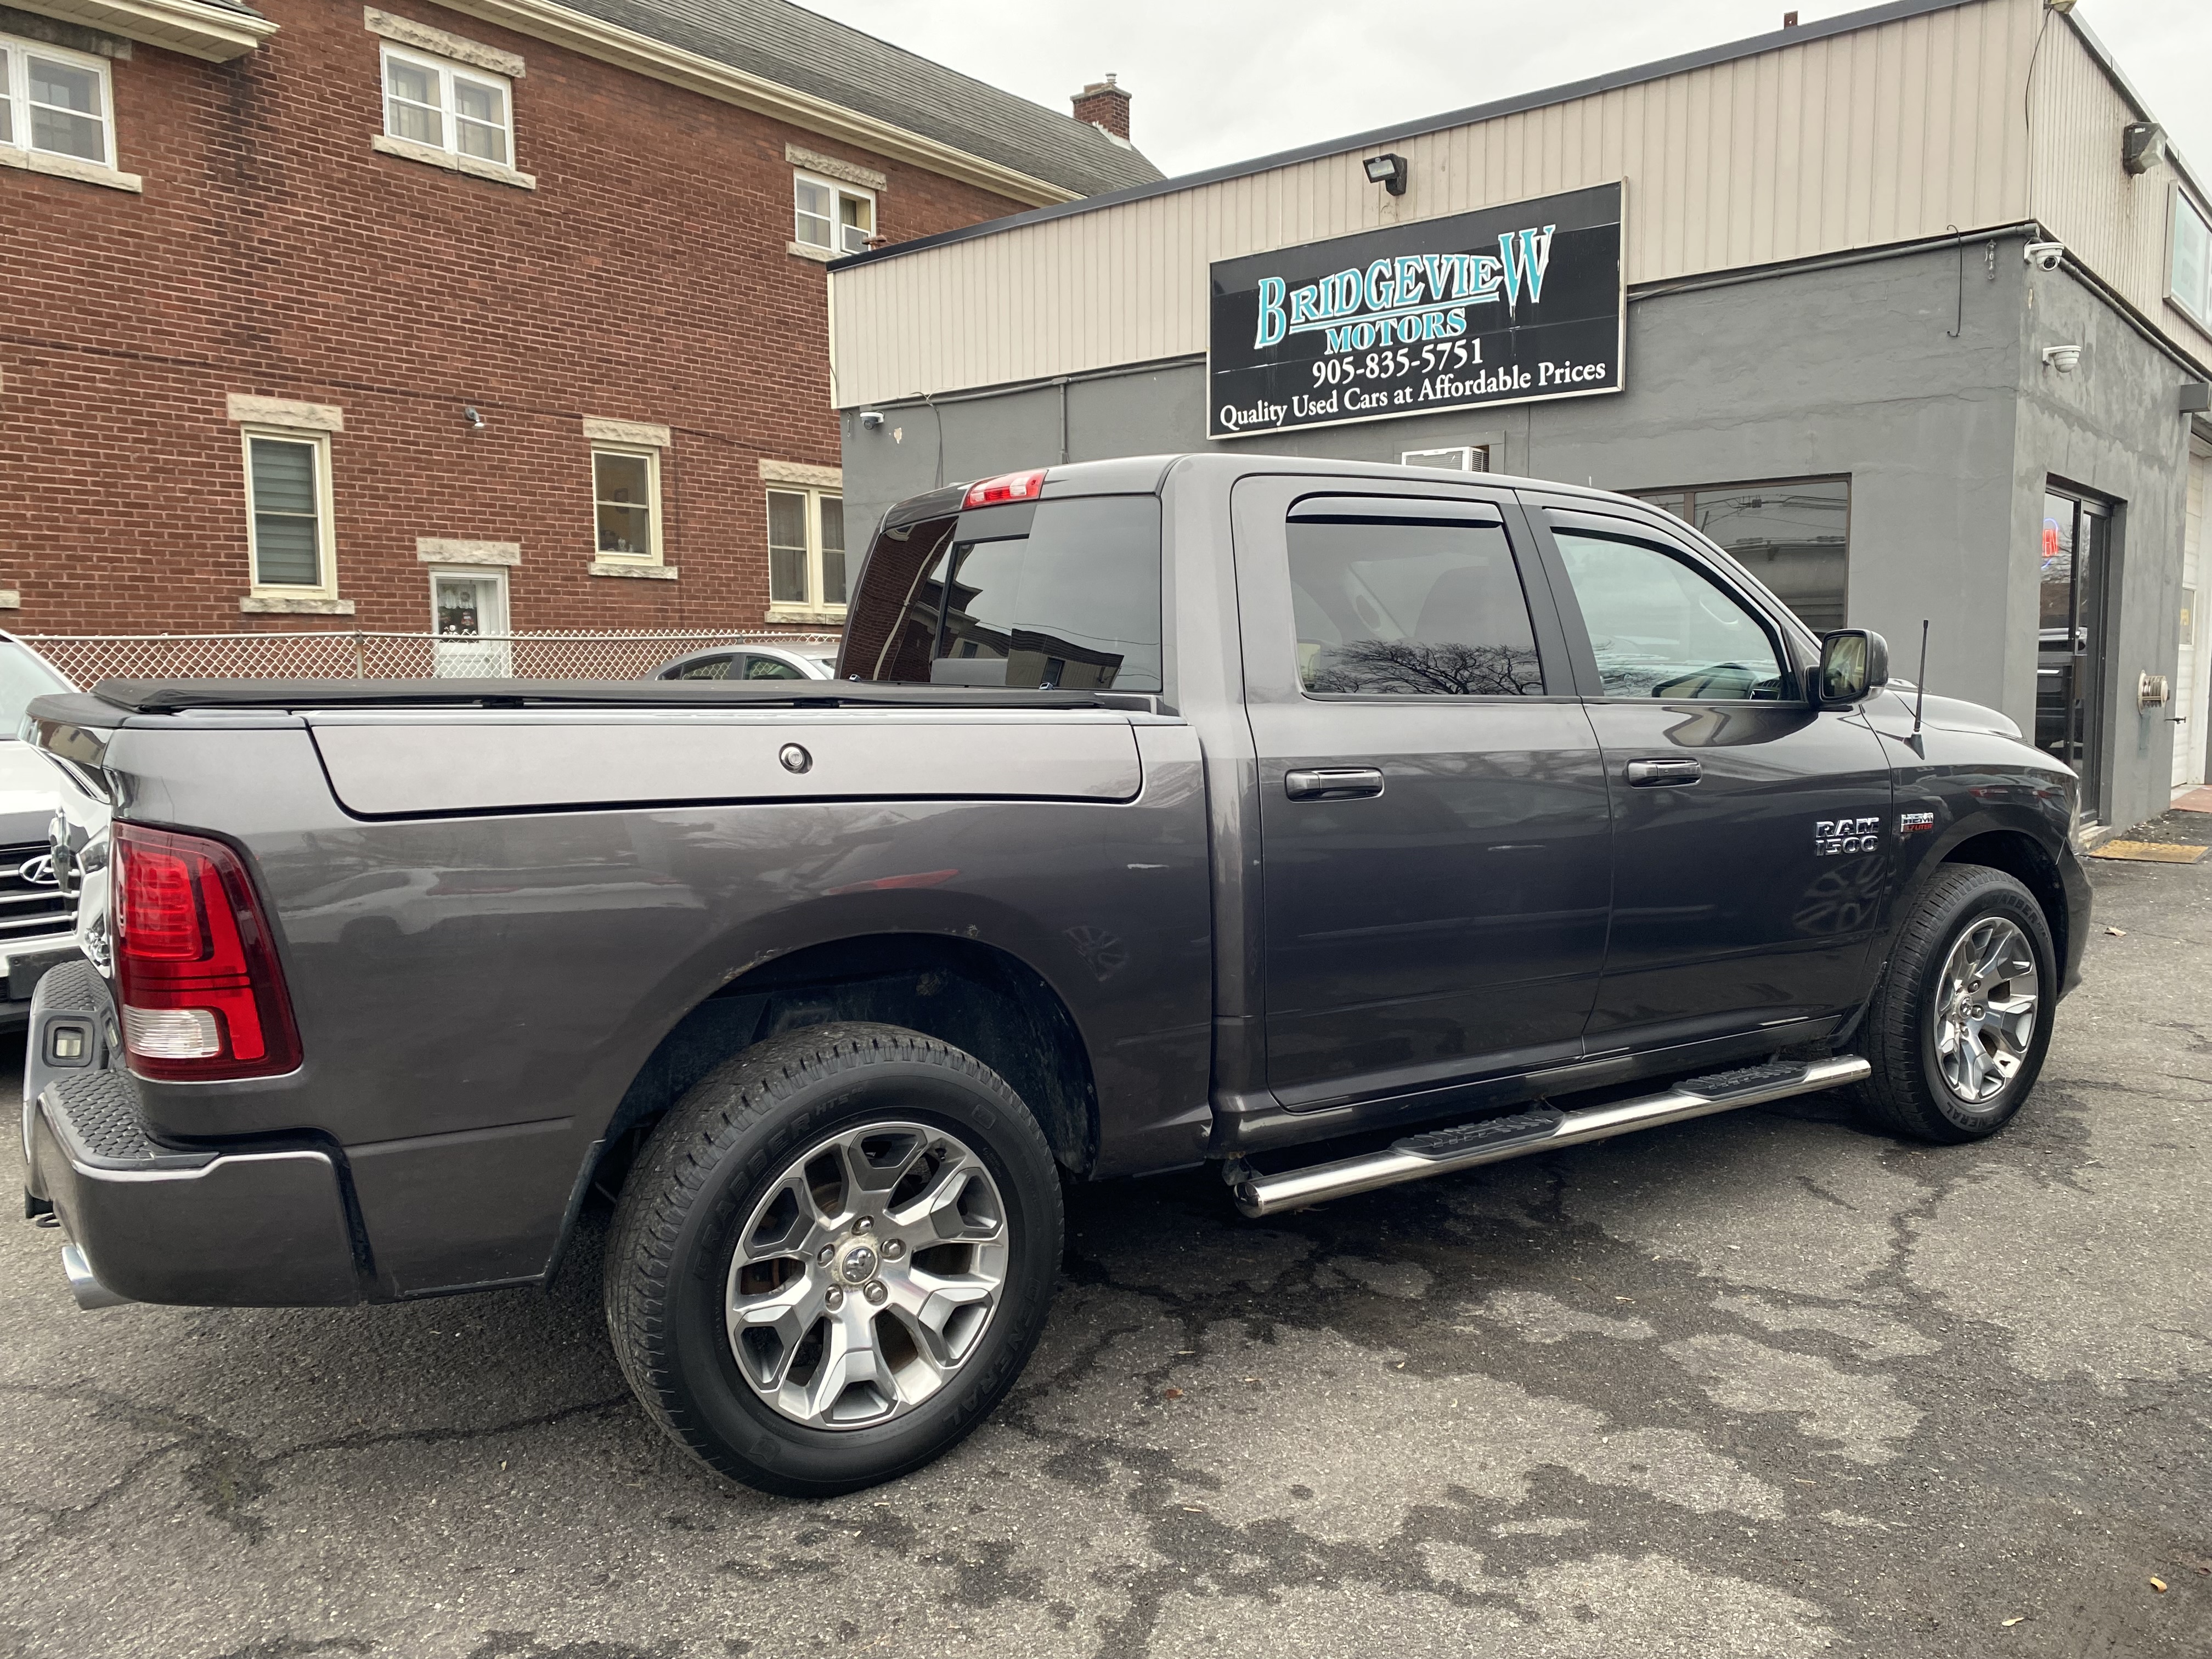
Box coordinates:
[742,654,806,680]
[1637,478,1850,634]
[667,654,736,680]
[851,496,1161,691]
[1554,531,1787,700]
[1288,517,1543,695]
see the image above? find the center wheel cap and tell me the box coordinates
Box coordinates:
[838,1242,879,1284]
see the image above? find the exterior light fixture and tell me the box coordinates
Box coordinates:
[2044,0,2075,13]
[858,409,884,430]
[462,405,487,430]
[2121,121,2166,176]
[2042,344,2083,373]
[1362,153,1408,196]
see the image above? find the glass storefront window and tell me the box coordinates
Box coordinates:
[1633,477,1850,634]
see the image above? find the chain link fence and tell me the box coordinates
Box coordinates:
[18,631,845,687]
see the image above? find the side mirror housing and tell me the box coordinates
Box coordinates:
[1816,629,1889,707]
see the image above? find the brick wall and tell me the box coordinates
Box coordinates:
[0,0,1025,633]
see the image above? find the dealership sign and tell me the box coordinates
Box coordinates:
[1207,182,1624,439]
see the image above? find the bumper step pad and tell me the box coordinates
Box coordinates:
[1397,1105,1566,1162]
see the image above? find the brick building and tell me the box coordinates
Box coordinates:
[0,0,1158,642]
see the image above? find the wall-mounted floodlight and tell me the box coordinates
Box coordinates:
[1362,153,1408,196]
[2122,121,2166,176]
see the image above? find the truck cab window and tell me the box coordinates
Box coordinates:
[1553,530,1787,701]
[1288,517,1543,695]
[851,495,1163,690]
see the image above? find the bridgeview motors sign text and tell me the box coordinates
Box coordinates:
[1207,182,1624,439]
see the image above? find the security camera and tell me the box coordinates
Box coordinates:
[2024,241,2065,272]
[858,410,884,430]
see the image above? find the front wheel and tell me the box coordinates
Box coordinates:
[1856,864,2056,1142]
[604,1023,1064,1496]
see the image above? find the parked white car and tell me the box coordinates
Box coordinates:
[646,643,836,682]
[0,633,81,1028]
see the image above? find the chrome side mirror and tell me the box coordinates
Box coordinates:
[1816,629,1889,708]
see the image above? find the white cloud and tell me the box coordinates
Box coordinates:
[804,0,2210,189]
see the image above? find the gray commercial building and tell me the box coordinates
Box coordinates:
[826,0,2212,834]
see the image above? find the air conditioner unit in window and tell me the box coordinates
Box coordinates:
[1401,445,1489,472]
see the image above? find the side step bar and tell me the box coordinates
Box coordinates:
[1229,1056,1873,1218]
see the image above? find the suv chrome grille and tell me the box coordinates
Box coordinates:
[0,842,75,941]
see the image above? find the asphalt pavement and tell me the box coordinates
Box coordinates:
[3,841,2209,1659]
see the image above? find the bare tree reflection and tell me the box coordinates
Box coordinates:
[1309,640,1545,696]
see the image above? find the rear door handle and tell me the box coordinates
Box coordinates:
[1284,767,1385,801]
[1625,758,1702,787]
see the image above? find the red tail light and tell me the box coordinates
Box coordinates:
[112,823,301,1081]
[963,469,1046,509]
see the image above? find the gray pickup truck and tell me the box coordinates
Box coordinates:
[20,454,2089,1496]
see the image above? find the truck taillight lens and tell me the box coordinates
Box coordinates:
[963,469,1046,509]
[112,823,301,1081]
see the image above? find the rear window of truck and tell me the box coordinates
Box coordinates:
[844,495,1163,692]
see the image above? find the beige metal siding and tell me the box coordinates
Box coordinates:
[2030,22,2212,369]
[833,0,2044,408]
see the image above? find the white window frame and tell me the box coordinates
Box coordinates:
[591,445,664,566]
[791,170,876,259]
[2171,184,2212,333]
[376,41,525,183]
[427,565,512,676]
[241,426,340,601]
[0,32,138,192]
[764,485,847,620]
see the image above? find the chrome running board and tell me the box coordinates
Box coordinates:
[1228,1056,1873,1218]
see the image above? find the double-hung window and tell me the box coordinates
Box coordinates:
[593,448,662,563]
[767,487,846,615]
[244,430,337,597]
[1,33,116,167]
[2172,189,2212,330]
[793,172,874,256]
[381,42,512,168]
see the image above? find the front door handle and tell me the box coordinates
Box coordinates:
[1625,758,1702,787]
[1285,767,1385,801]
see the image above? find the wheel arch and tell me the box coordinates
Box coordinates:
[546,933,1099,1280]
[1938,827,2069,972]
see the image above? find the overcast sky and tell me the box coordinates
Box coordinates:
[804,0,2210,187]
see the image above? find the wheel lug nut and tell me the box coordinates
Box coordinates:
[817,1246,834,1265]
[864,1280,888,1305]
[883,1239,905,1260]
[825,1287,844,1310]
[854,1216,873,1234]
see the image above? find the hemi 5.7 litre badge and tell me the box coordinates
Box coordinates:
[1814,817,1883,856]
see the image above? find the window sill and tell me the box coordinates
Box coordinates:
[764,604,848,624]
[787,240,838,264]
[371,133,534,190]
[240,594,355,615]
[0,143,141,194]
[589,560,677,580]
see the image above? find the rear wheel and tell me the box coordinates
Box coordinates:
[1857,864,2055,1143]
[604,1022,1063,1496]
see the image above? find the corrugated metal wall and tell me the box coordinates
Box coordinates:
[2030,22,2212,369]
[832,0,2053,408]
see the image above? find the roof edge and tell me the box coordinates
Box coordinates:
[830,0,1985,274]
[430,0,1082,207]
[14,0,277,61]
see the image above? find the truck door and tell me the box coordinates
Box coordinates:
[1526,500,1894,1052]
[1231,477,1612,1109]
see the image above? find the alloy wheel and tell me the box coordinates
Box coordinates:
[1931,916,2039,1106]
[724,1122,1009,1430]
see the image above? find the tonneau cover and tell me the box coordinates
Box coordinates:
[83,679,1143,714]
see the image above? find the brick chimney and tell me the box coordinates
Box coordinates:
[1071,74,1131,142]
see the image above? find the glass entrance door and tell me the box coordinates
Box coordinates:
[431,569,512,678]
[2036,489,2110,819]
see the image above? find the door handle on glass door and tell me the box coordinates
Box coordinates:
[1284,768,1385,801]
[1625,758,1702,786]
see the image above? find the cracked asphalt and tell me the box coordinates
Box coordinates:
[4,845,2210,1659]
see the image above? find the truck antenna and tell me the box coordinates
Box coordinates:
[1912,620,1929,742]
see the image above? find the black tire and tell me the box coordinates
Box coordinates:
[1856,864,2056,1143]
[603,1022,1063,1497]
